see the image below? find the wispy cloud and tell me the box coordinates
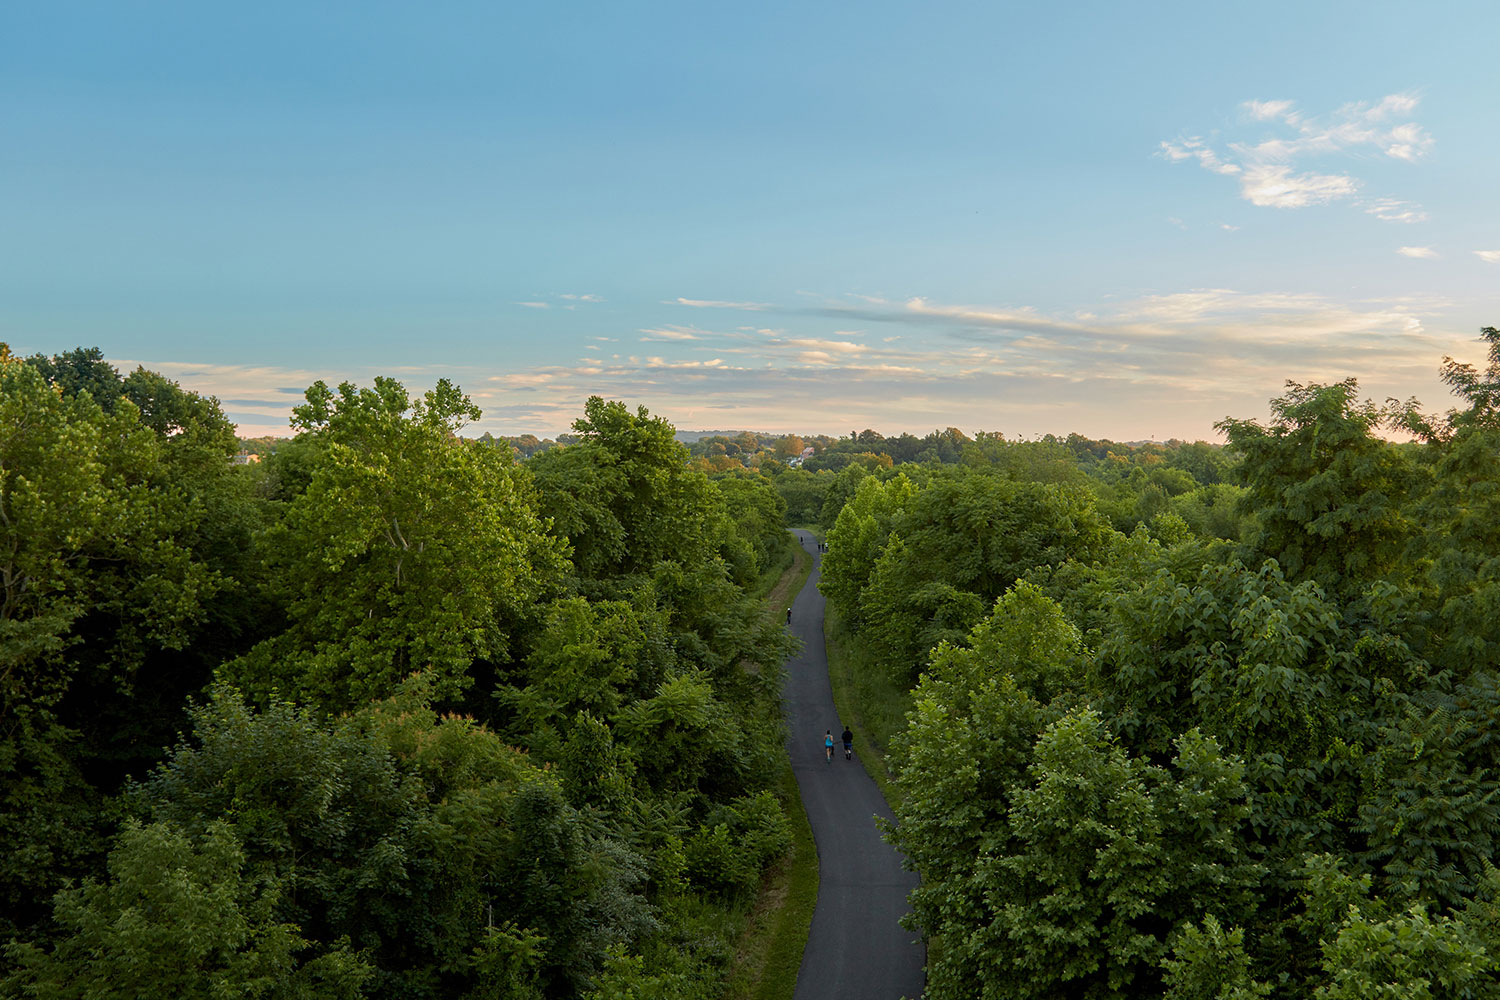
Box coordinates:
[640,325,703,341]
[1161,93,1431,217]
[667,297,773,311]
[1475,250,1500,264]
[1244,99,1298,122]
[558,293,603,302]
[516,301,550,309]
[1365,198,1429,223]
[1398,246,1438,259]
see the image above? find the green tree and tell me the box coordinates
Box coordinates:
[0,352,229,936]
[3,820,371,1000]
[857,473,1115,675]
[709,474,789,586]
[1218,380,1418,596]
[890,589,1261,1000]
[1393,328,1500,673]
[528,398,717,582]
[1299,855,1496,1000]
[226,377,565,711]
[23,345,124,411]
[769,467,829,525]
[818,473,918,625]
[137,688,651,998]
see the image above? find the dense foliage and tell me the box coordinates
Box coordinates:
[812,328,1500,997]
[13,326,1500,998]
[2,347,796,999]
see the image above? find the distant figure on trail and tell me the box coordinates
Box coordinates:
[824,730,835,763]
[787,608,793,624]
[841,726,853,759]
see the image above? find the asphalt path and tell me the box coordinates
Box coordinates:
[785,531,925,1000]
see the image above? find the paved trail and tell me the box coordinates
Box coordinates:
[784,532,925,1000]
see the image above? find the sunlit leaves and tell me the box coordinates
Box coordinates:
[228,377,566,711]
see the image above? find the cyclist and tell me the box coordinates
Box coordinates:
[841,726,853,760]
[824,730,834,763]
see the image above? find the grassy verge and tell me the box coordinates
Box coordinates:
[758,531,813,617]
[822,606,915,810]
[747,532,801,602]
[724,536,817,1000]
[724,760,819,1000]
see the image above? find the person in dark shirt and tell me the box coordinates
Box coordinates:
[841,726,853,759]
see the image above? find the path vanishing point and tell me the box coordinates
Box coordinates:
[785,531,926,1000]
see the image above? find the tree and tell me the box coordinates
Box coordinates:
[23,345,124,411]
[818,473,918,626]
[773,434,805,459]
[1218,380,1418,596]
[0,352,228,937]
[3,820,371,1000]
[889,590,1260,1000]
[856,473,1114,675]
[226,377,566,711]
[529,398,717,583]
[134,688,653,998]
[1391,328,1500,673]
[769,468,829,525]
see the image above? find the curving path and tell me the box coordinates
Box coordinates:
[784,531,925,1000]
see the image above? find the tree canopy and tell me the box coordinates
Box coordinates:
[2,358,798,999]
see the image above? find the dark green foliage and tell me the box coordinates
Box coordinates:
[137,689,654,999]
[3,819,372,1000]
[1392,333,1500,672]
[769,468,829,524]
[23,346,126,410]
[4,366,799,997]
[863,333,1500,998]
[680,791,792,898]
[889,589,1262,1000]
[820,467,1116,677]
[1219,380,1419,595]
[528,397,717,581]
[1,350,247,938]
[711,474,789,586]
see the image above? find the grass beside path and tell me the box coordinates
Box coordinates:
[725,760,819,1000]
[822,607,915,811]
[726,535,817,1000]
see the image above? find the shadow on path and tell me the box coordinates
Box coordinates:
[784,531,925,1000]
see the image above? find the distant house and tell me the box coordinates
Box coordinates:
[231,451,261,465]
[788,446,816,469]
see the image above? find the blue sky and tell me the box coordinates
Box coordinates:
[4,1,1497,439]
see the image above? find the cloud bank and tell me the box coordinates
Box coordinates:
[128,288,1474,443]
